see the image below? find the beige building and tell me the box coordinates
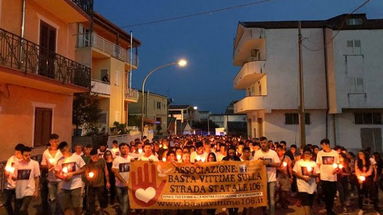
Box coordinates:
[76,13,141,133]
[128,91,168,136]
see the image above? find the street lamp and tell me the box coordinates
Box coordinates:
[141,59,188,137]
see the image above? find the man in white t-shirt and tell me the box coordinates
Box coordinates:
[316,138,340,215]
[110,140,120,158]
[293,147,319,215]
[252,136,280,215]
[13,146,40,215]
[40,133,62,215]
[55,141,85,215]
[138,142,159,161]
[190,142,208,162]
[112,143,133,215]
[4,143,24,215]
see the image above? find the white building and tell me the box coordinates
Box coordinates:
[233,14,383,152]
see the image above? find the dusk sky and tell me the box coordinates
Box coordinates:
[94,0,382,114]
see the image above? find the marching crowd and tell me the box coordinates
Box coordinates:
[2,133,383,215]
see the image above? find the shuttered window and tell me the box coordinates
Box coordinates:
[34,108,52,147]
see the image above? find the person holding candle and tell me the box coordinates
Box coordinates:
[13,146,40,215]
[112,143,134,215]
[139,142,159,161]
[40,133,63,215]
[276,144,293,209]
[84,149,110,215]
[293,147,319,215]
[252,136,280,215]
[55,141,86,215]
[355,150,380,215]
[316,138,339,215]
[190,142,208,163]
[3,143,24,215]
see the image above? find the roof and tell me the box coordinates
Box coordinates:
[136,89,168,98]
[94,13,141,47]
[169,105,191,110]
[239,14,383,30]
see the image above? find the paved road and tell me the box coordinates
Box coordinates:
[0,192,382,214]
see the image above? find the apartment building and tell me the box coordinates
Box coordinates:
[233,14,383,152]
[76,13,141,133]
[0,0,92,159]
[128,90,168,136]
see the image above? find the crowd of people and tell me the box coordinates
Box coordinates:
[2,134,383,215]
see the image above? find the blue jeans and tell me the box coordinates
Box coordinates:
[48,181,62,215]
[116,187,129,215]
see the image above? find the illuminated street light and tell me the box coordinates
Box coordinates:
[141,59,188,136]
[193,106,198,110]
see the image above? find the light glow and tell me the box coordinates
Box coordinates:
[177,59,188,67]
[88,172,95,178]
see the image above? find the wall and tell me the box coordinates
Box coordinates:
[0,84,73,161]
[109,58,126,126]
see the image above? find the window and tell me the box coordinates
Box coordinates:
[34,108,52,147]
[346,40,362,54]
[285,113,310,125]
[346,18,363,26]
[157,102,161,110]
[101,69,109,83]
[355,112,382,124]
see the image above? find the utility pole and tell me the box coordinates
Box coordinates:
[298,21,306,148]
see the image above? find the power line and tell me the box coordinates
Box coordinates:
[302,0,373,52]
[121,0,274,28]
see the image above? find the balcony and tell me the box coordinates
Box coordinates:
[31,0,92,23]
[233,28,265,66]
[0,28,90,93]
[234,96,268,114]
[234,59,265,89]
[78,32,139,67]
[91,79,110,96]
[125,88,139,103]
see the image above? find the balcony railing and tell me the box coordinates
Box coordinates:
[91,79,110,95]
[71,0,93,15]
[0,28,91,89]
[78,32,139,67]
[125,88,139,102]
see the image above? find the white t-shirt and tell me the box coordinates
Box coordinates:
[41,149,63,182]
[56,154,86,190]
[190,151,208,163]
[129,152,140,160]
[14,159,40,199]
[316,150,339,182]
[111,147,120,158]
[5,155,19,189]
[139,154,159,161]
[293,159,319,194]
[253,149,280,182]
[112,155,133,187]
[216,153,226,161]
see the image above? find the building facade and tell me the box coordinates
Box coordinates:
[0,0,92,159]
[233,14,383,152]
[76,13,141,133]
[128,91,168,136]
[210,114,247,137]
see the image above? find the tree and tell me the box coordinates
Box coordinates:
[72,92,103,136]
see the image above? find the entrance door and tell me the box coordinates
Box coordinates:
[361,128,382,153]
[39,21,56,78]
[34,108,52,147]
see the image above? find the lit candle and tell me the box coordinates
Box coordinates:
[332,163,338,169]
[196,155,201,161]
[282,162,287,167]
[358,175,366,182]
[176,155,181,161]
[201,157,206,162]
[307,166,313,173]
[88,171,94,178]
[338,164,343,169]
[5,166,14,173]
[62,167,68,174]
[138,148,143,154]
[49,158,55,164]
[162,157,167,162]
[163,145,168,150]
[159,144,163,148]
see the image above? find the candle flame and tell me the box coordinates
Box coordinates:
[162,157,166,162]
[5,166,14,173]
[138,149,143,154]
[176,155,181,161]
[359,175,366,182]
[282,162,287,167]
[332,163,338,169]
[88,172,94,178]
[62,167,68,174]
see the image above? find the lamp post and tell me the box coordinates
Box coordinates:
[141,59,187,137]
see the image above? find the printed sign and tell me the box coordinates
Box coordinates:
[17,169,31,180]
[322,156,334,165]
[129,160,267,209]
[119,163,130,173]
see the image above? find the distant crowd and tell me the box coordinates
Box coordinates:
[2,134,383,215]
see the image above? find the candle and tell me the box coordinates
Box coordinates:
[138,148,143,154]
[201,157,206,162]
[282,162,287,167]
[5,166,14,173]
[332,163,338,169]
[338,164,343,169]
[49,158,55,164]
[62,167,68,174]
[358,175,366,182]
[88,171,94,178]
[176,155,181,161]
[159,144,163,148]
[196,155,201,161]
[307,166,313,173]
[163,145,168,150]
[162,157,167,162]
